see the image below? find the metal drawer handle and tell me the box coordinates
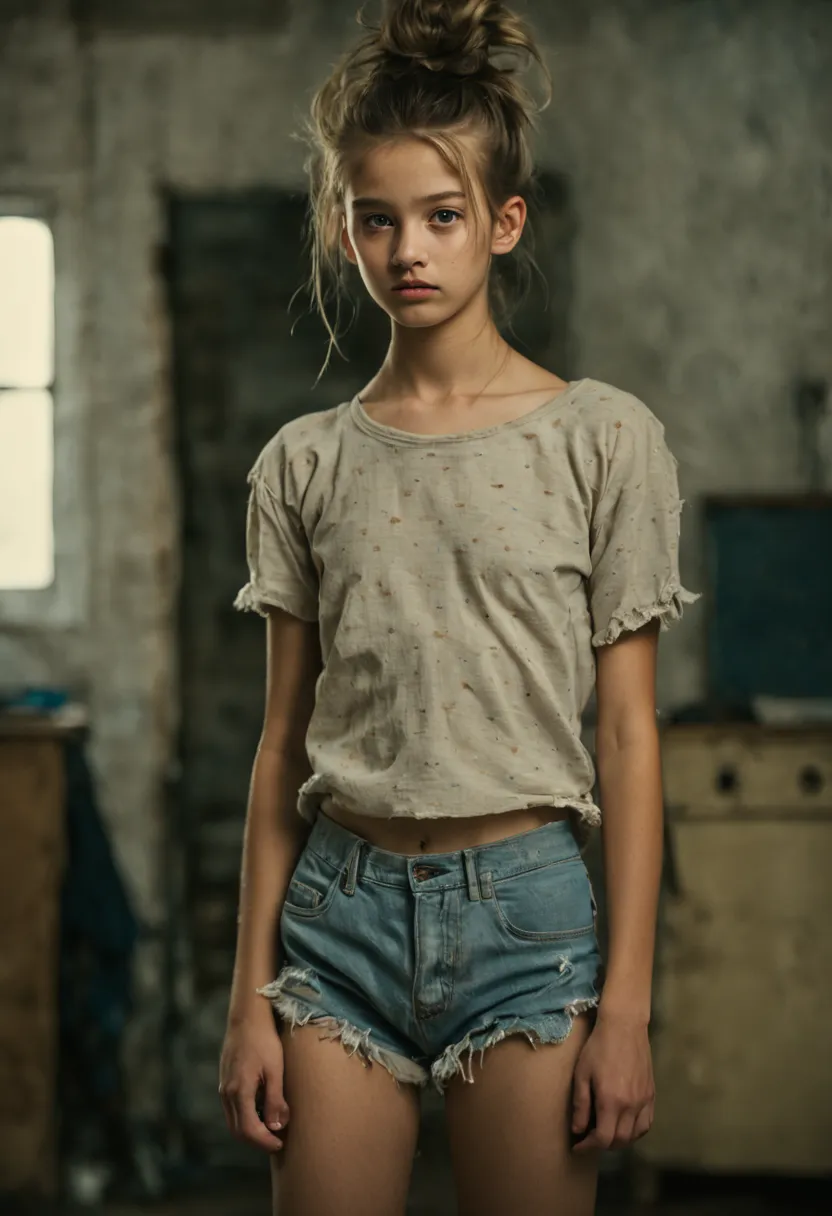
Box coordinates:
[799,765,824,795]
[715,764,739,794]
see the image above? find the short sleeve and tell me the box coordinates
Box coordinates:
[233,441,319,623]
[588,412,699,647]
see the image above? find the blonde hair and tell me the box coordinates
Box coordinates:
[303,0,551,370]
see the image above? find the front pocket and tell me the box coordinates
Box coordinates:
[281,850,340,919]
[284,879,324,911]
[490,855,596,942]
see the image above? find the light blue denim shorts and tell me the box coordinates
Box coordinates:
[260,811,603,1093]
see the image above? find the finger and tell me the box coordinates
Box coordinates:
[219,1083,243,1135]
[262,1070,291,1134]
[573,1102,617,1153]
[633,1104,653,1140]
[610,1110,637,1150]
[236,1085,285,1153]
[239,1111,284,1152]
[572,1130,603,1154]
[219,1090,238,1137]
[571,1072,593,1135]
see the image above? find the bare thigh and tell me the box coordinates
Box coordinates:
[444,1013,600,1216]
[272,1022,421,1216]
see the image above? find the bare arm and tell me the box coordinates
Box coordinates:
[220,606,321,1151]
[227,607,321,1025]
[572,619,662,1152]
[594,618,663,1025]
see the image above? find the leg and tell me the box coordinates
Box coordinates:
[444,1013,600,1216]
[272,1021,422,1216]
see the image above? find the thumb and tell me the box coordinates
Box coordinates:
[262,1064,291,1132]
[571,1068,592,1135]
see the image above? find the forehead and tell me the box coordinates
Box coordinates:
[343,136,473,205]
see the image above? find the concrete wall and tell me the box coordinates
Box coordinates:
[1,0,830,1130]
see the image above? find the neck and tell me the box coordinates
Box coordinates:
[375,288,512,405]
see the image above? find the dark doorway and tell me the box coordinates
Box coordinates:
[163,175,574,1155]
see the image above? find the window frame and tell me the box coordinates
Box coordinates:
[0,182,89,629]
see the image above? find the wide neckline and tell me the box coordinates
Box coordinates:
[349,379,587,447]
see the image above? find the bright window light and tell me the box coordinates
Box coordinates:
[0,217,54,388]
[0,214,55,590]
[0,391,54,589]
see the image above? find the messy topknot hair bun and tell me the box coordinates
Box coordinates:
[378,0,532,78]
[306,0,551,367]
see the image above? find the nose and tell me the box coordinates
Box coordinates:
[391,219,427,270]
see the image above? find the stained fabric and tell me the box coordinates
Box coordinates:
[235,378,699,825]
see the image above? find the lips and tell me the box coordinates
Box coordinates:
[393,281,437,290]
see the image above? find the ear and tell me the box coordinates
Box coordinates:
[341,216,358,266]
[491,195,526,258]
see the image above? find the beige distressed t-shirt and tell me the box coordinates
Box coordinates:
[235,378,699,825]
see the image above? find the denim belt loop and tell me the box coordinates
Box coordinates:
[463,849,482,901]
[342,840,363,896]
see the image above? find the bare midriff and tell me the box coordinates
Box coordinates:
[320,799,572,856]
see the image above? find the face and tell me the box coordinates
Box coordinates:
[340,135,525,328]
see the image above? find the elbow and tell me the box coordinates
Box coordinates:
[258,720,311,766]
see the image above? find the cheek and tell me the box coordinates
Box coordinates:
[353,231,388,271]
[447,229,488,273]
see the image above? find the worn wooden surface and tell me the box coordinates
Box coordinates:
[641,725,832,1175]
[661,723,832,816]
[0,733,65,1196]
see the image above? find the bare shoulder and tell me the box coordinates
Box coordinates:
[507,353,570,398]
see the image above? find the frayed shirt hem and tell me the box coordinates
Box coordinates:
[591,584,700,648]
[233,581,318,622]
[299,783,602,827]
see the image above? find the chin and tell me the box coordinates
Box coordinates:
[379,297,459,329]
[391,310,449,329]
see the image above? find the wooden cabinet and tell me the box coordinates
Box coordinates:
[639,723,832,1176]
[0,721,69,1199]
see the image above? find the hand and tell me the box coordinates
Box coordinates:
[219,1007,291,1152]
[570,1010,655,1153]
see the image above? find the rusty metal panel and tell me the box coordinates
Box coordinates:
[662,723,832,816]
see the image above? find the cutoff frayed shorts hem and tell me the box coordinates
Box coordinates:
[259,810,603,1093]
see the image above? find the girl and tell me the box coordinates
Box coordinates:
[219,2,698,1213]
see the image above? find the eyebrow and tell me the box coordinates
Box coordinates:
[351,191,467,209]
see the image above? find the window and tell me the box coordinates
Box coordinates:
[0,212,55,590]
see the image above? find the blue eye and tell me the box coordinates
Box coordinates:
[433,209,462,225]
[365,214,392,229]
